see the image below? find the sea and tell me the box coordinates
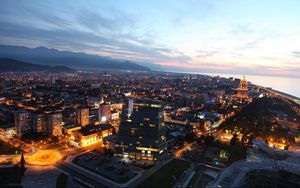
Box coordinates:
[185,72,300,98]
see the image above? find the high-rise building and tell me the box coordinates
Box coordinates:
[15,110,32,137]
[99,103,111,122]
[89,108,100,124]
[48,113,62,136]
[122,98,133,119]
[76,108,89,126]
[115,99,167,161]
[32,113,47,133]
[237,76,249,99]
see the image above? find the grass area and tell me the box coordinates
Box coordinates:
[56,173,68,188]
[0,140,21,155]
[137,159,190,188]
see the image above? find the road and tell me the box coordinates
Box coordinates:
[175,142,194,158]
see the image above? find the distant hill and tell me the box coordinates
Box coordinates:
[0,58,74,72]
[0,45,151,71]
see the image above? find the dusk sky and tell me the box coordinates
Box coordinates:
[1,0,300,77]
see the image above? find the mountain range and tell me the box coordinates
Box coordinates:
[0,58,74,72]
[0,45,152,71]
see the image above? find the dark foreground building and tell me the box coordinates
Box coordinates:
[115,98,167,161]
[208,158,300,188]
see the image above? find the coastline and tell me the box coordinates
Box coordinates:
[264,88,300,105]
[160,70,300,99]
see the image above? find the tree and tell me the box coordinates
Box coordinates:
[52,136,59,143]
[185,132,196,142]
[230,133,238,145]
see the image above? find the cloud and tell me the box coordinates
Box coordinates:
[76,8,135,35]
[196,50,219,58]
[0,17,192,66]
[292,51,300,58]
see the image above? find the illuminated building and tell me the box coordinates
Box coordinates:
[15,110,32,137]
[89,108,100,124]
[76,108,89,127]
[99,103,111,123]
[115,99,167,161]
[32,113,47,133]
[111,110,120,120]
[63,125,81,135]
[48,113,63,136]
[70,124,113,147]
[0,124,16,138]
[87,97,101,108]
[237,76,249,99]
[123,98,133,118]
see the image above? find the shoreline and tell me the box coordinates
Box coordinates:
[159,70,300,100]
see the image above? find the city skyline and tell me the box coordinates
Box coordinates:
[1,0,300,77]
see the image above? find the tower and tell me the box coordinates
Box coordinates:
[237,76,248,99]
[122,98,133,119]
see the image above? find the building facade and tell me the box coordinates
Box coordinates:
[32,113,47,133]
[70,124,113,147]
[115,99,167,161]
[48,113,63,136]
[99,103,111,122]
[15,110,32,137]
[76,108,89,126]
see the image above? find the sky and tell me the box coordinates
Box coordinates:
[1,0,300,77]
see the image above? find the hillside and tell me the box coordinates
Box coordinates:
[219,96,300,141]
[0,58,74,72]
[0,45,151,71]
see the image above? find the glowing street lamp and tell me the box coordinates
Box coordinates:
[101,116,107,122]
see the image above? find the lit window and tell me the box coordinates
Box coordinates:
[151,104,161,108]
